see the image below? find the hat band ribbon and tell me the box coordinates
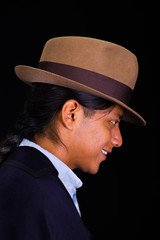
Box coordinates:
[38,61,133,105]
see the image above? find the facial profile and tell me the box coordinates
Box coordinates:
[53,100,123,174]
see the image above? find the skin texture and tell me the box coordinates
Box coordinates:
[33,100,123,174]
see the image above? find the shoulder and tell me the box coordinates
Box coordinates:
[0,147,66,207]
[0,146,61,191]
[0,146,72,216]
[0,147,92,240]
[0,146,58,178]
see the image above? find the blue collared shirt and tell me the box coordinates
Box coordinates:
[19,139,82,216]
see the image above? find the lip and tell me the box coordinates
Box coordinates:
[103,148,112,154]
[101,149,108,160]
[101,149,112,160]
[101,152,107,160]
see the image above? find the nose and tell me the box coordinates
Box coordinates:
[111,125,123,148]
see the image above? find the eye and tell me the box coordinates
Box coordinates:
[110,120,119,126]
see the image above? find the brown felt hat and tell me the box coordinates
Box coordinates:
[15,36,146,126]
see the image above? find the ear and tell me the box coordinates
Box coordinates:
[61,99,83,130]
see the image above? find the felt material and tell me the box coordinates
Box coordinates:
[15,36,146,126]
[38,61,133,105]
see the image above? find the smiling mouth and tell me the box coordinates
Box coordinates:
[101,149,108,156]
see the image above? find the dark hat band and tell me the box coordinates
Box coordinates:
[38,61,133,105]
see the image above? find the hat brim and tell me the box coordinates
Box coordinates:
[15,65,146,126]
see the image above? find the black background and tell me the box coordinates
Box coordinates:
[0,1,158,239]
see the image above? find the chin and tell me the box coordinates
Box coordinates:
[77,158,101,174]
[82,164,100,175]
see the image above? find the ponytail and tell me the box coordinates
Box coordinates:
[0,110,42,163]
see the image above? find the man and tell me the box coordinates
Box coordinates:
[0,36,145,239]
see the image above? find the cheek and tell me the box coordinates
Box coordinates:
[95,129,112,145]
[78,126,112,155]
[72,126,112,173]
[89,123,112,144]
[78,131,111,173]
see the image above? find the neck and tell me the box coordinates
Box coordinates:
[32,134,75,170]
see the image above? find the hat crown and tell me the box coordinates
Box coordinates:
[40,36,138,90]
[14,36,146,126]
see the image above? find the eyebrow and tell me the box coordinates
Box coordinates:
[113,112,124,120]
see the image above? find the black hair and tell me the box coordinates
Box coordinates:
[0,83,114,163]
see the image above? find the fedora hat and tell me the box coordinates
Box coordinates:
[15,36,146,126]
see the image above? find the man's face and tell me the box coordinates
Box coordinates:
[68,105,123,174]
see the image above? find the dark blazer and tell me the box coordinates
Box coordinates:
[0,147,92,240]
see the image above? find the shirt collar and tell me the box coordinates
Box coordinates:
[19,139,83,198]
